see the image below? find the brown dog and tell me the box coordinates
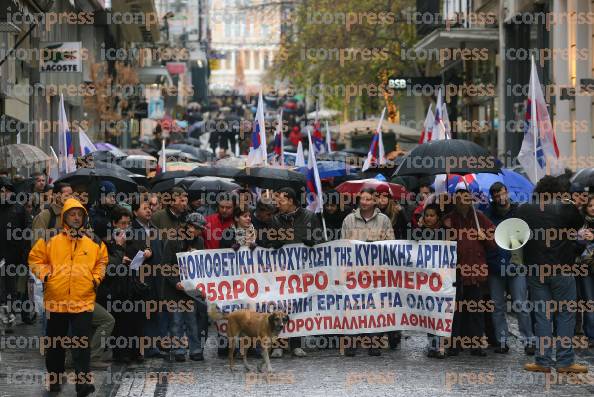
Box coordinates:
[211,308,289,372]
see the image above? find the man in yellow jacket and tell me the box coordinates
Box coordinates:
[29,198,108,396]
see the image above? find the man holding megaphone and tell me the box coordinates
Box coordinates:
[516,175,588,374]
[486,182,535,356]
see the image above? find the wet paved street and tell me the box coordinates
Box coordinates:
[2,317,594,397]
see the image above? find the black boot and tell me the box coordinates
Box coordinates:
[76,384,95,397]
[470,348,487,357]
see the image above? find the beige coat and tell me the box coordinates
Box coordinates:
[341,208,395,242]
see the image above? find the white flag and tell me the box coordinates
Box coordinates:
[419,104,434,144]
[247,91,267,167]
[518,56,562,183]
[442,102,451,139]
[362,107,386,172]
[295,141,305,167]
[58,94,76,175]
[79,128,97,156]
[49,147,59,184]
[306,130,324,214]
[157,139,167,174]
[431,88,446,141]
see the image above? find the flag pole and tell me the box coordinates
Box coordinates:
[307,129,328,241]
[531,56,538,183]
[279,109,284,166]
[325,120,332,153]
[321,209,328,241]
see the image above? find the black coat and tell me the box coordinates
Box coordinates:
[322,209,350,241]
[273,207,322,247]
[97,242,149,306]
[125,218,163,301]
[89,204,113,241]
[516,200,584,267]
[0,200,30,269]
[251,214,277,248]
[220,227,237,249]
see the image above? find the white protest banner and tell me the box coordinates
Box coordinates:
[177,239,457,337]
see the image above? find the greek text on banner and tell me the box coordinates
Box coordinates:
[176,239,457,337]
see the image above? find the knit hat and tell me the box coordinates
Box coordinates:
[99,180,117,194]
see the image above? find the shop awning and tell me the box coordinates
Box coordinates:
[137,66,173,86]
[414,28,499,51]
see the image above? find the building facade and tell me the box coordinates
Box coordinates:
[208,0,282,94]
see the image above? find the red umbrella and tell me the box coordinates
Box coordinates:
[336,178,410,201]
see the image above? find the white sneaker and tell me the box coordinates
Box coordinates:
[270,348,283,358]
[292,348,306,357]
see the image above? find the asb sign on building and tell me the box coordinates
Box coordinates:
[40,42,83,73]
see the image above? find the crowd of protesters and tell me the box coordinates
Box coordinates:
[0,166,593,395]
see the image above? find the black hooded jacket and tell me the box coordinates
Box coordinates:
[516,200,584,267]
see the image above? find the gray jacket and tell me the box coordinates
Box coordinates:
[341,208,395,242]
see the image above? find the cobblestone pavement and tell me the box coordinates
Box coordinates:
[1,318,594,397]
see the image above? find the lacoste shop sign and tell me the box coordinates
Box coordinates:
[40,42,83,73]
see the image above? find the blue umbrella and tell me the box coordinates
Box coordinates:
[474,169,534,203]
[431,169,534,205]
[296,160,355,179]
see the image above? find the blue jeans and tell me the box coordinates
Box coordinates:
[527,273,577,368]
[488,265,534,346]
[170,307,202,355]
[578,273,594,342]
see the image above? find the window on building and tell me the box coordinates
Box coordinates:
[239,20,246,37]
[263,50,270,69]
[226,52,233,70]
[261,24,270,37]
[244,50,251,69]
[224,21,231,38]
[253,49,260,70]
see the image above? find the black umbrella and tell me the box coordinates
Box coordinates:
[93,160,137,175]
[235,167,306,190]
[118,155,157,176]
[81,150,123,164]
[341,148,369,157]
[318,151,362,162]
[360,156,405,179]
[149,170,189,186]
[167,144,214,163]
[187,177,239,194]
[54,168,138,202]
[390,176,420,192]
[92,161,149,188]
[571,168,594,190]
[189,165,242,179]
[393,139,500,177]
[151,177,201,193]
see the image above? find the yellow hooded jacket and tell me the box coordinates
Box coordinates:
[28,198,108,313]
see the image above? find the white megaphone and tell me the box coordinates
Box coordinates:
[495,218,531,251]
